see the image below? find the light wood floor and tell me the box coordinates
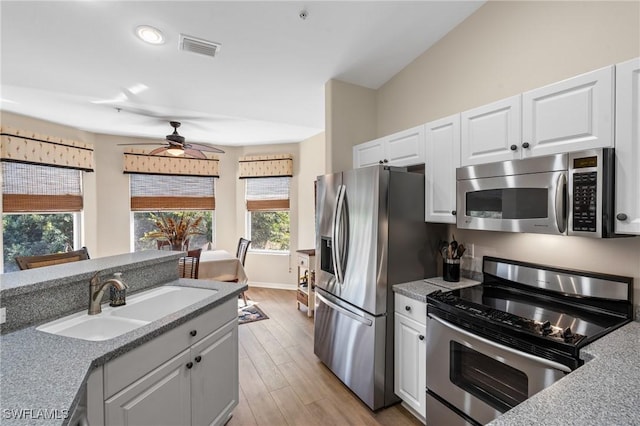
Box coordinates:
[228,287,423,426]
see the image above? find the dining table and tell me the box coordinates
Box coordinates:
[198,249,248,283]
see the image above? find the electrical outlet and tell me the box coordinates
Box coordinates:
[0,307,6,325]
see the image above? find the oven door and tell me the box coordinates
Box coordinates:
[456,170,567,235]
[426,314,571,425]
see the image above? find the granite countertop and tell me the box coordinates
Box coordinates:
[0,279,247,426]
[393,276,482,302]
[489,321,640,426]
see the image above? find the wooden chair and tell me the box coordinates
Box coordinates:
[228,238,251,306]
[15,247,90,270]
[179,248,202,279]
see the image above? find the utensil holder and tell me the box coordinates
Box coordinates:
[443,258,461,282]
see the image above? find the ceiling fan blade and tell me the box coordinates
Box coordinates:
[184,149,207,159]
[186,142,225,154]
[148,147,169,156]
[117,142,165,146]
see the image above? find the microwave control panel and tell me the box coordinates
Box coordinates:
[572,171,598,232]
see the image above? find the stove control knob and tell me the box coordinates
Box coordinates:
[562,327,574,341]
[541,321,552,335]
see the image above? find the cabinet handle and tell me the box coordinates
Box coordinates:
[383,159,389,163]
[186,362,194,369]
[379,160,384,164]
[195,355,202,363]
[617,213,628,221]
[451,210,457,216]
[419,335,425,341]
[510,145,518,151]
[190,330,197,337]
[405,306,411,311]
[522,142,530,149]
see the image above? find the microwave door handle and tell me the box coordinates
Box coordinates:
[334,184,347,284]
[555,173,567,234]
[428,314,572,373]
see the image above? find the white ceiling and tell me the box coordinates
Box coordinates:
[0,1,484,149]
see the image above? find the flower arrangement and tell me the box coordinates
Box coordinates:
[144,212,205,250]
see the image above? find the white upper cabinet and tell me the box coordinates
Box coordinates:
[353,126,425,168]
[614,57,640,235]
[425,114,460,223]
[385,126,426,167]
[461,66,614,166]
[353,137,386,168]
[522,65,614,158]
[461,95,521,166]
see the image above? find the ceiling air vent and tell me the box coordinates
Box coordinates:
[179,34,221,58]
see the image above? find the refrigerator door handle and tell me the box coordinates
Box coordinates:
[331,184,343,283]
[317,292,373,326]
[334,184,347,284]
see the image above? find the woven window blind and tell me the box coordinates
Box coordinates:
[245,177,290,211]
[130,174,216,211]
[2,162,83,212]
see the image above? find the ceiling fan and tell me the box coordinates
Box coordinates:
[118,121,225,158]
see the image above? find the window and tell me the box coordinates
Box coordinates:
[245,177,290,252]
[2,163,83,272]
[129,174,215,251]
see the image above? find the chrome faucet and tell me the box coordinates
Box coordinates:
[88,272,129,315]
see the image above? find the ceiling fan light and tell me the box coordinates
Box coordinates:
[166,147,184,156]
[136,25,165,45]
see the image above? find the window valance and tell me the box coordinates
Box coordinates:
[239,154,293,179]
[123,149,219,177]
[0,126,94,171]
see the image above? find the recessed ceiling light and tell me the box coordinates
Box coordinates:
[136,25,165,45]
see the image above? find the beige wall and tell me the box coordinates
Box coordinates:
[1,111,327,288]
[371,1,640,302]
[325,79,377,173]
[377,0,640,136]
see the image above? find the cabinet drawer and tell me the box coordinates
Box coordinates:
[104,298,236,398]
[394,293,426,325]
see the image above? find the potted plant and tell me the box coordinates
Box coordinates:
[144,212,205,251]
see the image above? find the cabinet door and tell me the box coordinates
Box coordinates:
[105,349,191,426]
[425,114,460,223]
[461,95,521,165]
[522,66,614,158]
[394,312,426,419]
[615,57,640,235]
[191,320,239,426]
[386,125,425,167]
[353,138,386,168]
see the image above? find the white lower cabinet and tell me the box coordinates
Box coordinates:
[94,298,238,426]
[394,294,427,422]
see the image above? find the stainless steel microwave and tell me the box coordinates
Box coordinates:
[456,148,617,237]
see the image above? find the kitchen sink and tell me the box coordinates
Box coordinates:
[36,285,217,341]
[110,286,218,322]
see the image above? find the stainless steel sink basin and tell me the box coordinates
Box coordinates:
[36,285,217,341]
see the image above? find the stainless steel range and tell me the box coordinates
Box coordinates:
[425,257,633,426]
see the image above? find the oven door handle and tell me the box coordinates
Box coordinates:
[428,314,572,374]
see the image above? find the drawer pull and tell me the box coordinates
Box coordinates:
[186,362,194,369]
[405,306,411,311]
[195,355,202,363]
[419,335,425,341]
[190,330,197,337]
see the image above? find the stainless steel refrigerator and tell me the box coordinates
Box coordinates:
[314,165,445,410]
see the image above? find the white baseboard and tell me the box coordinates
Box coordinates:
[248,281,296,291]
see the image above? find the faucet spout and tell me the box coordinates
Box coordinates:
[88,272,129,315]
